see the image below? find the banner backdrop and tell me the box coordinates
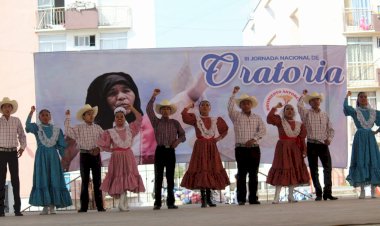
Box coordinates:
[34,45,347,170]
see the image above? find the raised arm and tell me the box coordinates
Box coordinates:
[297,90,308,122]
[146,89,160,127]
[181,103,196,125]
[343,91,356,117]
[227,86,240,122]
[64,109,77,140]
[25,106,38,134]
[267,103,283,126]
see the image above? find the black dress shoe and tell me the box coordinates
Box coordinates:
[323,194,338,200]
[153,205,161,210]
[249,200,261,205]
[98,208,106,212]
[77,209,87,213]
[207,202,216,207]
[167,205,178,209]
[0,213,4,217]
[238,201,245,206]
[15,212,23,216]
[315,196,322,201]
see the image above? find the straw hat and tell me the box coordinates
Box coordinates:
[0,97,18,114]
[76,104,98,121]
[304,92,324,104]
[235,94,258,109]
[155,99,177,115]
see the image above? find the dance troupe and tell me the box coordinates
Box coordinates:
[1,86,380,217]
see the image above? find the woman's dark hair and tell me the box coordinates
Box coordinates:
[198,100,210,108]
[85,72,143,129]
[356,92,366,107]
[38,109,51,116]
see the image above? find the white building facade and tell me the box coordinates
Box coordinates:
[0,0,157,211]
[36,0,156,51]
[243,0,380,192]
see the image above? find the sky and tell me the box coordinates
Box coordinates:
[155,0,259,48]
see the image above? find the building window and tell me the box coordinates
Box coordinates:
[347,37,374,81]
[344,0,371,30]
[348,91,377,140]
[39,35,66,52]
[100,32,128,50]
[74,35,96,47]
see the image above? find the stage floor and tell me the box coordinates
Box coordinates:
[2,197,380,226]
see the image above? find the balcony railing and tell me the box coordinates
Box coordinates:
[36,7,65,30]
[36,6,132,30]
[344,8,373,32]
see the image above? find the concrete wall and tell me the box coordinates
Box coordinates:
[0,1,38,200]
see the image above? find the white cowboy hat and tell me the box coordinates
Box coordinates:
[0,97,18,114]
[155,99,177,115]
[304,92,324,104]
[235,94,258,109]
[76,104,98,121]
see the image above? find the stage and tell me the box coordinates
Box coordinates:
[2,197,380,226]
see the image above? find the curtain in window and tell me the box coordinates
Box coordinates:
[348,0,371,29]
[347,37,374,80]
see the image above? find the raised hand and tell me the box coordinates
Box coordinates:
[186,102,194,109]
[275,102,283,108]
[29,106,36,116]
[65,109,70,116]
[233,86,240,94]
[303,90,308,95]
[346,91,351,98]
[153,88,160,97]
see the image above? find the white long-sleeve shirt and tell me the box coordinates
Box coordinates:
[227,94,266,144]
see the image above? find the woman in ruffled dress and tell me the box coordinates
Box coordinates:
[180,101,230,208]
[26,106,72,215]
[98,105,145,211]
[266,103,309,204]
[344,91,380,198]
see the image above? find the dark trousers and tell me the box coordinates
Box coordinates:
[235,147,261,203]
[154,146,176,206]
[80,153,103,211]
[307,142,332,197]
[0,151,21,214]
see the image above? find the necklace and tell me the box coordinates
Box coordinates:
[37,124,60,147]
[356,106,376,129]
[281,119,301,137]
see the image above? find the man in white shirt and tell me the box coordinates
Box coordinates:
[297,90,337,201]
[0,97,26,217]
[65,104,105,212]
[228,87,266,205]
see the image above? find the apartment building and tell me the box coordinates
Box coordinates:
[243,0,380,193]
[36,0,155,51]
[0,0,156,211]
